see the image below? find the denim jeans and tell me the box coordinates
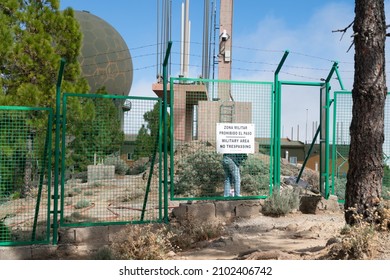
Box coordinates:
[222,156,241,197]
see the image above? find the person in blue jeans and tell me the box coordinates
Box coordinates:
[222,153,247,197]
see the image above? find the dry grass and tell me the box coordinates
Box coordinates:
[326,201,390,260]
[100,220,226,260]
[110,224,174,260]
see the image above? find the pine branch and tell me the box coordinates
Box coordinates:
[332,21,354,41]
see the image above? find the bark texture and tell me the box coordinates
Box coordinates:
[345,0,387,224]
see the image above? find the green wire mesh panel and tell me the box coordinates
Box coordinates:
[0,107,52,246]
[61,94,162,226]
[332,92,351,200]
[333,91,390,200]
[170,78,273,200]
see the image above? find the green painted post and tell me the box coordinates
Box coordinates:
[32,110,52,241]
[162,41,172,223]
[273,50,289,189]
[332,93,338,196]
[53,58,66,245]
[169,79,175,200]
[335,65,345,90]
[296,125,321,184]
[324,62,338,198]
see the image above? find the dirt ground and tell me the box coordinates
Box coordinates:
[172,210,390,260]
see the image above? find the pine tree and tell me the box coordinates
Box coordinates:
[345,0,387,224]
[0,0,89,196]
[0,0,88,105]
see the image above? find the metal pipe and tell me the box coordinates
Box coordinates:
[163,41,172,223]
[296,125,321,184]
[53,58,66,245]
[202,0,210,79]
[183,0,189,77]
[280,81,324,87]
[180,2,184,76]
[335,65,345,90]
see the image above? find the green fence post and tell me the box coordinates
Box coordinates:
[273,50,289,189]
[324,62,338,198]
[53,58,66,245]
[169,79,174,201]
[163,42,172,223]
[32,110,52,242]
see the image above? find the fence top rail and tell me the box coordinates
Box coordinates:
[170,77,274,86]
[63,92,161,101]
[279,80,325,87]
[0,106,53,112]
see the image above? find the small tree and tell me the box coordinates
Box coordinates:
[133,102,169,160]
[68,95,124,172]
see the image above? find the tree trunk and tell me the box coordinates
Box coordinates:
[345,0,387,224]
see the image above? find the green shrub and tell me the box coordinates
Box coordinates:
[240,156,270,195]
[0,221,11,242]
[104,155,129,175]
[74,199,91,209]
[127,158,149,175]
[84,191,94,196]
[174,150,225,196]
[262,188,300,217]
[94,246,114,260]
[333,177,347,200]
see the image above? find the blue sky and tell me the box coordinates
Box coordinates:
[60,0,389,142]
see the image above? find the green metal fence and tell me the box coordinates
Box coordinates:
[169,78,274,201]
[60,93,163,226]
[332,91,390,201]
[0,106,53,246]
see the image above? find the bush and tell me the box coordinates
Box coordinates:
[328,213,378,260]
[168,220,225,250]
[174,150,225,197]
[111,224,174,260]
[104,155,129,175]
[127,160,148,175]
[94,246,114,260]
[74,199,91,209]
[0,221,11,242]
[262,188,300,217]
[240,156,270,195]
[333,177,347,200]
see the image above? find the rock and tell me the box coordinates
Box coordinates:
[299,195,322,214]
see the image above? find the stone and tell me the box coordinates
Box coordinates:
[235,201,261,218]
[187,202,216,222]
[299,195,322,214]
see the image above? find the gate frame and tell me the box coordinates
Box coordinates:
[59,93,164,228]
[168,77,275,201]
[273,50,341,198]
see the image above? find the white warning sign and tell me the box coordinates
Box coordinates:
[216,123,255,154]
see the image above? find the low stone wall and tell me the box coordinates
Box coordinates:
[171,200,264,223]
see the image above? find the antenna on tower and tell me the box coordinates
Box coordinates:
[157,0,172,82]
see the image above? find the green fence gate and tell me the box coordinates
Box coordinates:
[169,77,274,201]
[60,93,163,227]
[0,106,53,246]
[332,91,390,201]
